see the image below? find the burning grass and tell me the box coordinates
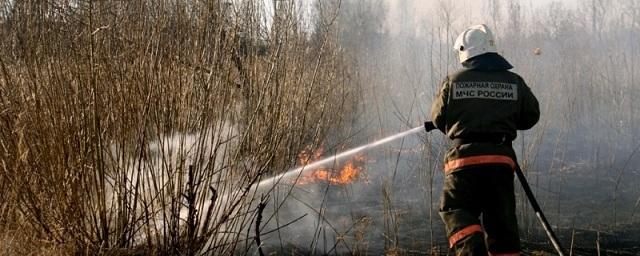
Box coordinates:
[295,145,369,185]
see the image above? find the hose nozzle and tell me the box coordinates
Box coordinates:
[424,121,436,132]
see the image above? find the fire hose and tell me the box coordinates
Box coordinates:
[424,121,566,256]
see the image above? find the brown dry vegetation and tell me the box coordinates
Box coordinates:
[0,0,357,254]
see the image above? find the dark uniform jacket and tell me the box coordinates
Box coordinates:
[430,53,539,173]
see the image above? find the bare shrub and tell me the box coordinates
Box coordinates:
[0,0,356,254]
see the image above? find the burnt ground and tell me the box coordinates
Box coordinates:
[522,224,640,256]
[277,225,640,256]
[257,184,640,256]
[268,237,640,256]
[258,190,640,255]
[256,146,640,256]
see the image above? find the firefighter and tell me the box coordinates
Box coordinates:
[430,24,540,255]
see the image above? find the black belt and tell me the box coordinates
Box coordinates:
[453,133,511,147]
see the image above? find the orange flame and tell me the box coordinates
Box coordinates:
[295,146,368,185]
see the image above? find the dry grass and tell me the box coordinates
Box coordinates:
[0,0,357,254]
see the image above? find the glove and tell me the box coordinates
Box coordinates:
[424,121,436,132]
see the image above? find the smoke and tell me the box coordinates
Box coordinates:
[281,0,640,252]
[253,130,445,254]
[109,0,640,252]
[105,120,241,246]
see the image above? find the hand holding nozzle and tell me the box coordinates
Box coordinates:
[424,121,436,132]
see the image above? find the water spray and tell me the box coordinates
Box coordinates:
[255,121,565,255]
[257,125,426,188]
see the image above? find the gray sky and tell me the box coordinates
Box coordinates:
[385,0,580,36]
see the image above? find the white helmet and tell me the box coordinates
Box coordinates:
[454,24,498,63]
